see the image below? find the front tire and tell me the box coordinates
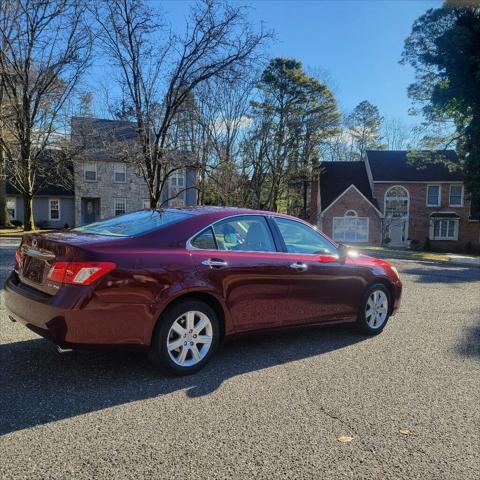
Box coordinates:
[149,300,220,375]
[356,283,391,334]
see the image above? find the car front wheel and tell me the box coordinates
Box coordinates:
[149,300,220,375]
[356,283,391,334]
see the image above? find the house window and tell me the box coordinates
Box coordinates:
[169,170,186,207]
[449,185,463,207]
[113,163,126,183]
[170,170,185,189]
[333,211,369,243]
[49,199,60,221]
[385,185,409,217]
[426,185,441,207]
[113,198,127,216]
[6,197,16,220]
[431,218,459,240]
[84,161,97,182]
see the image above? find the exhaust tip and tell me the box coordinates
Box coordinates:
[56,345,74,354]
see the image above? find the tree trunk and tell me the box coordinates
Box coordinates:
[23,194,35,231]
[0,162,7,227]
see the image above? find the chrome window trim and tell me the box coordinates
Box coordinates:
[186,213,338,258]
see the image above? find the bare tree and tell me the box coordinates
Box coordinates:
[192,75,255,205]
[0,0,18,226]
[92,0,269,208]
[382,117,412,150]
[0,0,92,229]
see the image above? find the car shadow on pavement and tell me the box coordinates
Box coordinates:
[0,325,366,436]
[400,263,480,284]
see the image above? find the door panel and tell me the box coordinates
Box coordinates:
[271,216,365,325]
[279,253,366,326]
[189,250,291,332]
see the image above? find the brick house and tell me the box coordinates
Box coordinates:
[313,150,480,251]
[71,117,197,226]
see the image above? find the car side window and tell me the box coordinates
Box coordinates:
[212,216,276,252]
[191,227,217,250]
[273,217,336,255]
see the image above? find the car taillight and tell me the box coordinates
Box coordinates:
[47,261,116,285]
[14,248,22,270]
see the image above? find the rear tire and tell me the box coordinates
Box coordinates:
[356,283,391,335]
[149,300,220,375]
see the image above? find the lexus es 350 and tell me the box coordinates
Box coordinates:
[5,208,402,375]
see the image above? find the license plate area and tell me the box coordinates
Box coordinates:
[22,255,50,284]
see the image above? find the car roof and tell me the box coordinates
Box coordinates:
[162,206,300,223]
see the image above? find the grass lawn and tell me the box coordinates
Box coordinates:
[356,245,460,262]
[0,227,52,237]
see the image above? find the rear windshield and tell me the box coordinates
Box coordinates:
[73,209,191,237]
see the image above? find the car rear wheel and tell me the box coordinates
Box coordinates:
[356,283,391,334]
[149,300,220,375]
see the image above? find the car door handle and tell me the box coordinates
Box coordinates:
[290,262,308,271]
[202,259,228,268]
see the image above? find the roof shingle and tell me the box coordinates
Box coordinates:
[366,150,464,182]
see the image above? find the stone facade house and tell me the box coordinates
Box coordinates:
[313,150,480,251]
[71,117,197,226]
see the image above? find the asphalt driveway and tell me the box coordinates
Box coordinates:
[1,246,479,479]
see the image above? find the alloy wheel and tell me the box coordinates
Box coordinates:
[167,311,213,367]
[365,290,389,329]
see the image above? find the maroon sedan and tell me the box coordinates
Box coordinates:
[5,207,402,375]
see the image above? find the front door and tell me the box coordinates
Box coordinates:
[388,216,407,246]
[81,198,100,225]
[271,216,364,325]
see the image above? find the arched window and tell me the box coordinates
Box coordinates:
[345,210,357,217]
[385,186,409,217]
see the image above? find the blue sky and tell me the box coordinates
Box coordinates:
[90,1,441,125]
[160,0,441,126]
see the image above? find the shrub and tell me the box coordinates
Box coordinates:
[409,239,421,251]
[423,237,431,251]
[35,220,49,229]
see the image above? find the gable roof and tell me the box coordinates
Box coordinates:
[366,150,464,182]
[319,161,377,211]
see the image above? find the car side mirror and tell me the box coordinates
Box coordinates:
[337,244,348,264]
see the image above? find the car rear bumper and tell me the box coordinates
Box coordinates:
[4,272,154,349]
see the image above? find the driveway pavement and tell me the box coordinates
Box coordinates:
[1,246,479,480]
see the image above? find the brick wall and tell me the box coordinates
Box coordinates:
[320,187,382,245]
[373,182,480,250]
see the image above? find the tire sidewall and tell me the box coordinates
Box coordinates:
[358,283,391,334]
[152,300,220,375]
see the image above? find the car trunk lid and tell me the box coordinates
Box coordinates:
[17,232,117,295]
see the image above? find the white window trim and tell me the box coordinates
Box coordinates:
[332,216,369,243]
[448,184,464,207]
[384,185,410,243]
[6,197,16,220]
[426,184,441,207]
[113,198,127,216]
[84,161,97,182]
[345,209,358,216]
[113,162,127,183]
[48,198,61,221]
[429,217,459,241]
